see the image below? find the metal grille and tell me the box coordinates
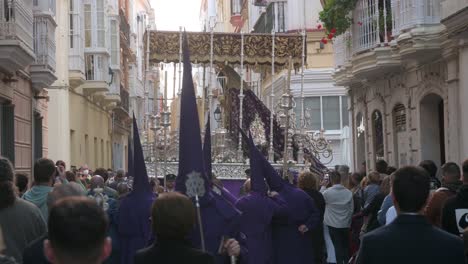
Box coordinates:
[393,103,406,132]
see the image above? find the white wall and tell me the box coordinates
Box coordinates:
[286,0,323,31]
[47,0,70,165]
[460,44,468,161]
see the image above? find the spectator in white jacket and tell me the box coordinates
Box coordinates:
[322,170,354,264]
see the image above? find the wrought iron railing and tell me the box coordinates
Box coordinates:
[352,0,392,54]
[391,0,441,37]
[33,15,56,71]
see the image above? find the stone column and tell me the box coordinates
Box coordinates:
[459,41,468,161]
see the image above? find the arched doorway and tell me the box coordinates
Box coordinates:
[372,110,384,162]
[420,93,445,166]
[392,104,406,167]
[356,112,366,169]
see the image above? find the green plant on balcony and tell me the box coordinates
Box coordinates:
[319,0,358,36]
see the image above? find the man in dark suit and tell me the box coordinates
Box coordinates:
[356,166,465,264]
[134,192,214,264]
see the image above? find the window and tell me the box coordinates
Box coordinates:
[275,2,286,33]
[70,130,76,163]
[85,54,107,81]
[85,54,95,80]
[372,110,384,160]
[323,96,340,130]
[0,104,15,164]
[94,137,98,167]
[85,135,89,162]
[101,139,104,167]
[84,4,91,47]
[297,95,349,131]
[341,96,349,127]
[69,0,74,48]
[96,0,105,48]
[110,20,118,65]
[231,0,242,15]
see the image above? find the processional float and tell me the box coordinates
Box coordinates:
[142,27,333,184]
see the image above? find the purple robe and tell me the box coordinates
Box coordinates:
[119,192,156,264]
[272,183,320,264]
[235,192,287,264]
[119,115,156,264]
[189,192,248,264]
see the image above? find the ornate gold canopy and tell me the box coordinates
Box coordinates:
[146,30,306,68]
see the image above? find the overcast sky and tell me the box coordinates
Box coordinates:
[152,0,203,31]
[150,0,204,101]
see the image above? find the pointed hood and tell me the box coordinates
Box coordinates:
[131,113,152,194]
[238,126,283,192]
[247,133,268,194]
[175,32,211,199]
[118,115,156,263]
[203,115,212,180]
[263,159,284,192]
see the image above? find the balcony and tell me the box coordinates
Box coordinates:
[348,0,400,79]
[119,9,130,49]
[332,32,353,86]
[331,0,446,85]
[82,54,110,95]
[391,0,444,60]
[253,1,287,33]
[441,0,468,39]
[0,0,35,75]
[114,85,130,117]
[69,0,85,88]
[30,14,57,92]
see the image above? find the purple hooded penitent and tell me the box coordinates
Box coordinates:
[235,130,287,264]
[176,32,247,264]
[118,114,156,264]
[263,152,320,264]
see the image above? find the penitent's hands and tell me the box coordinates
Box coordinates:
[224,238,240,257]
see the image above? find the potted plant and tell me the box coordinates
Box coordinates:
[319,0,358,36]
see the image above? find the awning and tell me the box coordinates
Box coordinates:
[146,30,306,68]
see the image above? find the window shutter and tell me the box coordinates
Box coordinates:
[1,104,15,164]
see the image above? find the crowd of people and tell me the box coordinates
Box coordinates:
[0,154,467,264]
[0,156,180,264]
[0,35,466,263]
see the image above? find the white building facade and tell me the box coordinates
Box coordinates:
[332,0,468,171]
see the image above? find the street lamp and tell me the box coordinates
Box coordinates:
[214,105,222,124]
[107,67,114,85]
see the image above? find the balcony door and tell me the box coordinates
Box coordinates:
[420,93,445,166]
